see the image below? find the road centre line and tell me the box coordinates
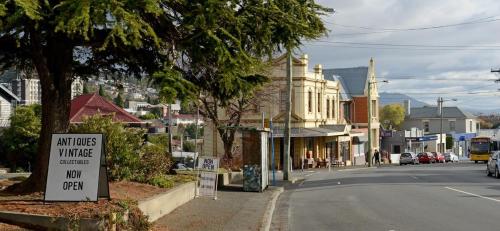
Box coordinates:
[445,187,500,203]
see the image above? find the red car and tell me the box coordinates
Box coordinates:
[432,152,445,163]
[418,152,435,164]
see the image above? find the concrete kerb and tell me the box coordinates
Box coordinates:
[260,186,284,231]
[138,181,196,222]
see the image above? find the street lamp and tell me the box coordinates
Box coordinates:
[367,79,389,167]
[438,97,457,153]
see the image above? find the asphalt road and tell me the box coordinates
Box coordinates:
[272,162,500,231]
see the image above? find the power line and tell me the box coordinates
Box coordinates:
[305,43,500,52]
[324,15,500,36]
[314,40,500,49]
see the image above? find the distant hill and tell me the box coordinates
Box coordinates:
[379,92,429,107]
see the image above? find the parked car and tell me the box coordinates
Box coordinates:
[174,162,193,171]
[418,152,434,164]
[400,152,418,165]
[444,152,459,163]
[432,152,446,163]
[486,151,500,178]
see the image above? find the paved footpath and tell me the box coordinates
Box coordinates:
[153,186,283,231]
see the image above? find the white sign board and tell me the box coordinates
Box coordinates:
[196,156,219,197]
[45,134,104,201]
[199,172,217,197]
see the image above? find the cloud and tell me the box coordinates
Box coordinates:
[305,0,500,111]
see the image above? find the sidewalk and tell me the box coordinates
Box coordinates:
[153,185,283,231]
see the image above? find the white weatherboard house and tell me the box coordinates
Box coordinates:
[0,84,20,127]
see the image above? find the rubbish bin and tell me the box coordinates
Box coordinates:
[243,164,262,192]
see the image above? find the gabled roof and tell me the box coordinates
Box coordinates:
[328,74,352,101]
[70,93,143,123]
[323,67,369,97]
[0,84,20,102]
[407,106,476,119]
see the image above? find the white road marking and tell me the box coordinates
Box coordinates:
[338,167,376,172]
[305,173,314,177]
[411,176,419,180]
[337,182,341,185]
[444,187,500,203]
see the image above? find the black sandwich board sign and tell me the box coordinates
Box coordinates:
[44,133,110,202]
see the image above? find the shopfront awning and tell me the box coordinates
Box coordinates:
[271,127,347,138]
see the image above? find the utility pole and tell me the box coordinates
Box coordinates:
[168,103,173,154]
[439,97,444,153]
[367,80,372,167]
[283,51,293,181]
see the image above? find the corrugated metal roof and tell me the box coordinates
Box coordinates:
[329,74,352,101]
[323,67,368,96]
[408,106,476,119]
[70,93,144,123]
[0,84,20,102]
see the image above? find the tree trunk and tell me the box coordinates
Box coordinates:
[8,36,73,193]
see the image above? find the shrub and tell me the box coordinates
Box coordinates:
[137,144,173,179]
[183,140,195,152]
[147,134,169,150]
[70,115,144,181]
[139,113,157,120]
[0,105,41,171]
[148,175,174,188]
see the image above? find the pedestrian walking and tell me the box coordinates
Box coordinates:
[365,151,370,166]
[374,149,381,166]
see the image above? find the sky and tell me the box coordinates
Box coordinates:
[301,0,500,113]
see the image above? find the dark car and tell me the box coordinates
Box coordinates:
[432,152,445,163]
[418,152,434,164]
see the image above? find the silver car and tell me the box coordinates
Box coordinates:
[400,152,418,165]
[486,151,500,178]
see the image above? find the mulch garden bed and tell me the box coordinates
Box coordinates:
[0,180,170,219]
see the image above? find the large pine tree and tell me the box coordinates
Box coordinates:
[0,0,331,192]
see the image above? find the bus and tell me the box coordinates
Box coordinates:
[470,137,492,163]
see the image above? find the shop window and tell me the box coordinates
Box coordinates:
[449,121,455,131]
[423,121,429,132]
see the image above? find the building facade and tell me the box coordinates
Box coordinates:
[323,59,381,163]
[204,54,374,169]
[0,84,20,127]
[11,77,41,105]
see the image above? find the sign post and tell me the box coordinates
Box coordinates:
[196,156,219,200]
[44,133,109,202]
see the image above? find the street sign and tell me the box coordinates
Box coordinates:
[44,134,109,202]
[381,130,393,137]
[405,135,438,142]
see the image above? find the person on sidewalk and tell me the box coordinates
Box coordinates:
[365,151,370,166]
[374,149,381,166]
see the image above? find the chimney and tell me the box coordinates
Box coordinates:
[404,99,411,116]
[314,64,322,73]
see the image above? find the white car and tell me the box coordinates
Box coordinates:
[444,152,459,163]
